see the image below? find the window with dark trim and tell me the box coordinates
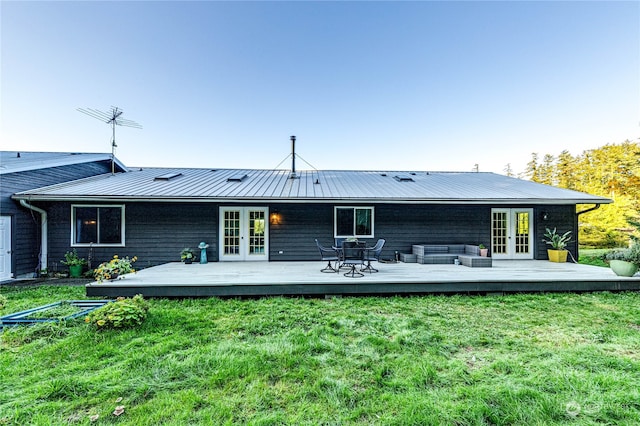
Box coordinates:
[72,205,125,246]
[334,207,374,238]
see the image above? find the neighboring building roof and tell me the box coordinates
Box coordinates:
[12,167,612,205]
[0,151,127,175]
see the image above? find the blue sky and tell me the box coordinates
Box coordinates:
[2,1,638,174]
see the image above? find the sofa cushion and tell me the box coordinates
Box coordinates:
[418,254,458,264]
[448,245,466,254]
[458,255,492,267]
[464,245,480,256]
[425,245,449,254]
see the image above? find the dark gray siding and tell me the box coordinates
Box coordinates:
[0,161,114,277]
[533,205,578,260]
[41,201,579,270]
[272,204,514,261]
[45,202,219,272]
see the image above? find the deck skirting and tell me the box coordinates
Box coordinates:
[84,260,640,298]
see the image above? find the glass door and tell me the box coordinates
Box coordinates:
[219,207,268,261]
[491,208,533,260]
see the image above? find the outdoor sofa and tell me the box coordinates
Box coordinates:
[412,244,492,267]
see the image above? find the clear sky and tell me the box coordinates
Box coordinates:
[1,1,638,175]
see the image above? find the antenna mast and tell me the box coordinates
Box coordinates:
[77,106,142,174]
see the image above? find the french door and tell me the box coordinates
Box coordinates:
[219,207,268,261]
[491,208,534,260]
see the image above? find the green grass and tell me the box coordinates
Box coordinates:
[1,286,640,425]
[579,248,611,267]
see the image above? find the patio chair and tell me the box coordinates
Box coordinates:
[362,238,385,273]
[341,241,366,278]
[315,239,340,273]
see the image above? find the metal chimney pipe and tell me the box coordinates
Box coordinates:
[290,135,297,179]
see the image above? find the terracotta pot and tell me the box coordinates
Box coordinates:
[609,260,639,277]
[480,248,488,257]
[547,249,568,263]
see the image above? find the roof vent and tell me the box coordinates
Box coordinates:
[227,174,248,182]
[393,175,414,182]
[154,172,183,181]
[290,135,298,179]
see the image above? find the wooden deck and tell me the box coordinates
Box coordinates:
[85,260,640,298]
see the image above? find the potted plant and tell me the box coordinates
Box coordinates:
[61,249,87,278]
[181,248,195,264]
[543,228,572,263]
[93,254,137,282]
[478,244,489,257]
[605,244,640,277]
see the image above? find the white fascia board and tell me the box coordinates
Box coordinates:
[10,194,613,205]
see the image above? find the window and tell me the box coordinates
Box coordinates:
[72,205,125,246]
[334,207,374,238]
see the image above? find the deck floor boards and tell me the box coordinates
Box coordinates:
[85,261,640,298]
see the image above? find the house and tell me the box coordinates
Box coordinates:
[0,151,126,279]
[10,164,612,273]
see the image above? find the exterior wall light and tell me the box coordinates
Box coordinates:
[270,211,281,225]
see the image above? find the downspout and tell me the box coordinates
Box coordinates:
[19,199,48,273]
[577,204,601,216]
[575,204,601,261]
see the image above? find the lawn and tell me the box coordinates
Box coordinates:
[578,248,611,268]
[1,285,639,425]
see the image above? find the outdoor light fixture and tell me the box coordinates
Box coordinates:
[542,212,549,221]
[270,211,281,225]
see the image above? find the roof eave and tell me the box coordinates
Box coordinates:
[11,194,614,205]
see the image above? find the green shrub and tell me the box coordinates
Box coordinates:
[579,226,628,248]
[605,243,640,266]
[85,295,149,329]
[0,294,7,310]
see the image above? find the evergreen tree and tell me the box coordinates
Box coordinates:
[539,154,555,185]
[529,140,640,247]
[504,163,515,177]
[556,150,575,190]
[525,153,540,182]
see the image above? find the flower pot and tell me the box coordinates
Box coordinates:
[480,248,488,257]
[184,258,192,264]
[69,264,83,278]
[609,260,638,277]
[547,249,568,263]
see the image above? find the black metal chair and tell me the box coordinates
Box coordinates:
[341,241,365,278]
[362,239,385,273]
[315,239,340,273]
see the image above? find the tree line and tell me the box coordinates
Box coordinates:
[521,140,640,247]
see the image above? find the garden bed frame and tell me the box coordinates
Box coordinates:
[0,300,112,327]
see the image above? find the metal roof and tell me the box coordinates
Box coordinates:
[0,151,127,175]
[12,167,612,205]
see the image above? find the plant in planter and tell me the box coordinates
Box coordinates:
[478,244,489,257]
[543,228,572,262]
[61,249,87,278]
[180,248,196,264]
[605,244,640,277]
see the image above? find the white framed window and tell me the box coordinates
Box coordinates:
[71,205,125,247]
[334,206,374,238]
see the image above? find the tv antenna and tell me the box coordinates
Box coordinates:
[77,106,142,174]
